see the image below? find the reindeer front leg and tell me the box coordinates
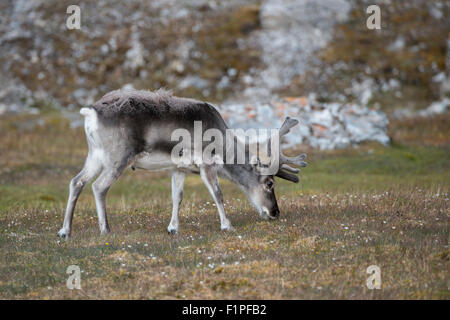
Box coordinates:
[199,165,234,231]
[168,170,185,234]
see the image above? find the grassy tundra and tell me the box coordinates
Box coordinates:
[0,111,448,299]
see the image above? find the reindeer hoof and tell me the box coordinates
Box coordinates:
[57,228,70,240]
[168,229,178,235]
[100,229,111,235]
[221,225,235,232]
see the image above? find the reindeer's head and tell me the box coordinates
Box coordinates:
[242,117,307,220]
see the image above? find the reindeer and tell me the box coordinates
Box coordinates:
[57,89,307,239]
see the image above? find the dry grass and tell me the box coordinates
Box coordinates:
[0,112,448,299]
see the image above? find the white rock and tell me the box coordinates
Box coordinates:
[220,96,390,150]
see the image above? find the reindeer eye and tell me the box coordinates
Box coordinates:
[266,180,274,189]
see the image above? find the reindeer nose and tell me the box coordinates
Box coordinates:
[271,208,280,219]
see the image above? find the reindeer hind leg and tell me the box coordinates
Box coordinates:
[58,154,102,239]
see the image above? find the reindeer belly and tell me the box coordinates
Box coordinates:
[133,151,176,171]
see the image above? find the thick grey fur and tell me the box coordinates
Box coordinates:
[57,89,303,239]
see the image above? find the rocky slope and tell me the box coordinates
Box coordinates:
[0,0,448,149]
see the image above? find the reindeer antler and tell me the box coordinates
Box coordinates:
[275,117,307,183]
